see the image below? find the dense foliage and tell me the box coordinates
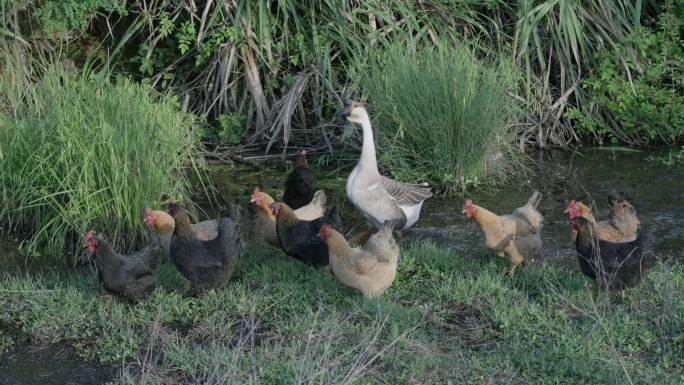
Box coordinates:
[6,0,681,148]
[0,62,202,263]
[359,42,522,191]
[568,2,684,144]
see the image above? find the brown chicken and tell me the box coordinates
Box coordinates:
[462,191,544,275]
[569,214,655,291]
[144,207,221,255]
[566,191,640,242]
[250,187,327,248]
[319,222,399,298]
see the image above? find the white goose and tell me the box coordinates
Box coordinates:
[339,98,432,232]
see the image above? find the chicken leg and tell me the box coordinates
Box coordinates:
[503,249,524,276]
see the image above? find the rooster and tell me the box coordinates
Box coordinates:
[84,229,160,302]
[270,202,340,266]
[566,191,640,242]
[319,222,399,298]
[168,202,240,293]
[569,214,655,290]
[462,192,544,275]
[283,149,316,210]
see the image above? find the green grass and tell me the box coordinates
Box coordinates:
[0,58,203,264]
[0,242,682,384]
[357,41,524,192]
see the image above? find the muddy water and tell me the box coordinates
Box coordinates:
[204,149,684,269]
[0,345,116,385]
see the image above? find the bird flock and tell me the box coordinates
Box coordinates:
[85,98,656,302]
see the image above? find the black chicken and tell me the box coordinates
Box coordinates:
[271,202,341,266]
[572,216,656,290]
[84,230,160,302]
[168,202,241,293]
[283,149,316,210]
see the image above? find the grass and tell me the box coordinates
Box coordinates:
[0,56,203,264]
[357,41,524,193]
[0,241,682,384]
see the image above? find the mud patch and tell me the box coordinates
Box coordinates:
[0,344,117,385]
[431,300,502,350]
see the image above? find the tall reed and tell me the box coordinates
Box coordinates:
[358,41,521,193]
[0,53,202,264]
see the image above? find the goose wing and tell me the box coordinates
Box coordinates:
[380,176,432,206]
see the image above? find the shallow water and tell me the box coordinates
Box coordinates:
[1,149,682,271]
[203,149,684,269]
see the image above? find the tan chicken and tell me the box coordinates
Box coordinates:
[319,222,399,298]
[462,192,544,275]
[250,187,327,248]
[565,191,640,242]
[144,207,220,255]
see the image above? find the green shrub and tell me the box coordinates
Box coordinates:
[35,0,126,35]
[568,2,684,144]
[0,62,202,264]
[357,41,521,193]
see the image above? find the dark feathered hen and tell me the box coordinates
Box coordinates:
[283,149,316,210]
[168,203,240,293]
[272,202,341,266]
[572,216,656,290]
[84,230,160,302]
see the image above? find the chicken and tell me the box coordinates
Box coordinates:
[144,207,221,255]
[566,191,640,242]
[570,215,655,290]
[168,202,240,293]
[319,222,399,298]
[144,208,175,255]
[270,202,341,266]
[462,191,544,275]
[84,229,160,302]
[283,149,317,210]
[250,187,328,247]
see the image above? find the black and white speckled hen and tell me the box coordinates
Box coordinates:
[283,149,316,210]
[84,229,160,302]
[571,215,656,290]
[168,202,240,293]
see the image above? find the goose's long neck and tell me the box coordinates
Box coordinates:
[358,112,379,174]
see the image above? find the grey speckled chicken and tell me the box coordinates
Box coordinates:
[84,230,160,302]
[168,202,240,293]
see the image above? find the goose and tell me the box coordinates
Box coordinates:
[338,98,432,235]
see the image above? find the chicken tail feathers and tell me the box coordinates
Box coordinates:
[326,204,343,232]
[634,229,657,269]
[527,191,543,209]
[608,190,624,206]
[311,190,327,208]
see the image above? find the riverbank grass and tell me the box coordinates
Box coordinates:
[0,61,202,264]
[358,42,524,193]
[1,242,682,384]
